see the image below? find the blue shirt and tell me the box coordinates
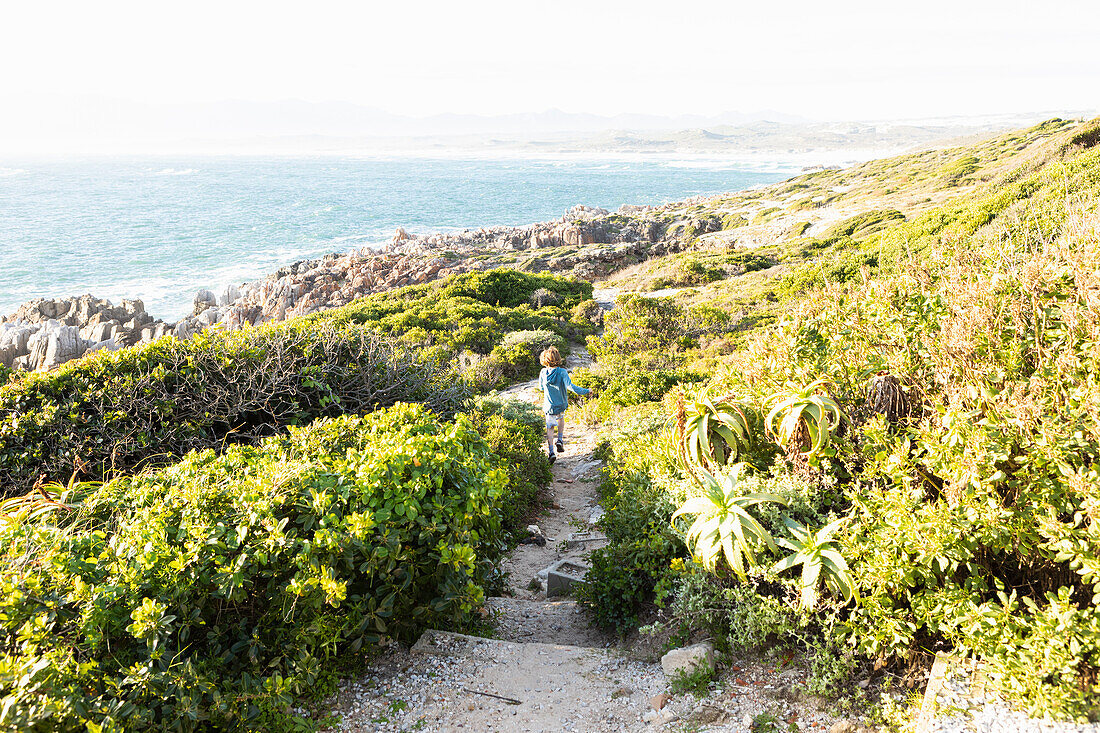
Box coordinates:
[539,366,589,415]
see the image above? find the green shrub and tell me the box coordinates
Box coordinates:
[573,355,704,421]
[489,330,566,381]
[937,154,980,186]
[0,323,467,496]
[465,396,553,530]
[308,269,593,359]
[821,210,905,241]
[650,257,725,289]
[660,569,800,652]
[587,294,692,361]
[440,269,592,308]
[725,251,777,274]
[569,300,604,333]
[0,404,506,731]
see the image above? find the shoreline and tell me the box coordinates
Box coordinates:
[0,200,701,372]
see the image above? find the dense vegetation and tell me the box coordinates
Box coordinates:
[579,119,1100,720]
[0,270,594,497]
[0,404,509,731]
[0,323,467,497]
[307,269,599,388]
[0,269,578,730]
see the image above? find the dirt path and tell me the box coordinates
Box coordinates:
[327,363,682,731]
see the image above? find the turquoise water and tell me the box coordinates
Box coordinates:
[0,157,795,320]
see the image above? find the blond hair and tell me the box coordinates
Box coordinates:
[539,346,563,368]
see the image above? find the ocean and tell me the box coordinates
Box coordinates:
[0,156,796,320]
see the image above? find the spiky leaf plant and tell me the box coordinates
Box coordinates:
[678,390,756,472]
[764,380,845,459]
[772,516,855,609]
[0,479,83,527]
[671,465,785,580]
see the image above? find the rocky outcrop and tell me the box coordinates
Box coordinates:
[0,295,164,371]
[3,202,699,373]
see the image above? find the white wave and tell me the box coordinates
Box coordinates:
[0,167,27,177]
[153,168,198,176]
[325,233,385,245]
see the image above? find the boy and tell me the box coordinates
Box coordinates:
[537,346,590,464]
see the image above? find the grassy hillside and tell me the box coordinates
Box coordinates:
[577,117,1100,720]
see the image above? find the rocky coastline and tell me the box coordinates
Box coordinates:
[1,202,716,372]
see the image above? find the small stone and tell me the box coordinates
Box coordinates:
[660,642,715,678]
[611,685,633,699]
[829,721,858,733]
[650,693,669,710]
[690,703,725,724]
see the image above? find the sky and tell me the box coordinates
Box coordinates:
[0,0,1097,142]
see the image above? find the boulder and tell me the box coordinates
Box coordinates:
[560,225,596,247]
[193,289,217,315]
[79,321,115,343]
[0,323,36,353]
[195,308,221,327]
[174,318,202,340]
[660,642,715,678]
[85,338,122,355]
[219,284,241,306]
[36,323,89,371]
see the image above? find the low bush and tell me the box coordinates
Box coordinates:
[579,411,687,636]
[587,294,693,362]
[310,269,592,358]
[0,404,507,731]
[439,269,592,308]
[0,323,467,496]
[573,355,704,422]
[650,257,725,289]
[488,330,566,381]
[465,396,553,530]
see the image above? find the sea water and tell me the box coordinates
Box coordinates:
[0,157,795,320]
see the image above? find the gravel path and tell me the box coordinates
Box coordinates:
[324,339,859,731]
[920,655,1100,733]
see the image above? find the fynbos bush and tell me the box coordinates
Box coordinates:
[0,404,506,731]
[0,322,468,496]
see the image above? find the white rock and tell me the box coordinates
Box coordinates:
[660,642,715,678]
[219,284,241,306]
[194,289,217,314]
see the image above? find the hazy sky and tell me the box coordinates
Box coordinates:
[2,0,1097,120]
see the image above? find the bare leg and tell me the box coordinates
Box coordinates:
[545,415,556,454]
[556,415,565,443]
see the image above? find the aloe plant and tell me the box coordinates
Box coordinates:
[764,380,844,458]
[671,465,785,580]
[0,484,80,527]
[679,389,755,471]
[772,516,855,609]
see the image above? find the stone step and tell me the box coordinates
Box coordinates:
[542,557,591,598]
[412,628,591,658]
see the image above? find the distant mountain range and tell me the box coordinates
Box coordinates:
[1,94,1095,157]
